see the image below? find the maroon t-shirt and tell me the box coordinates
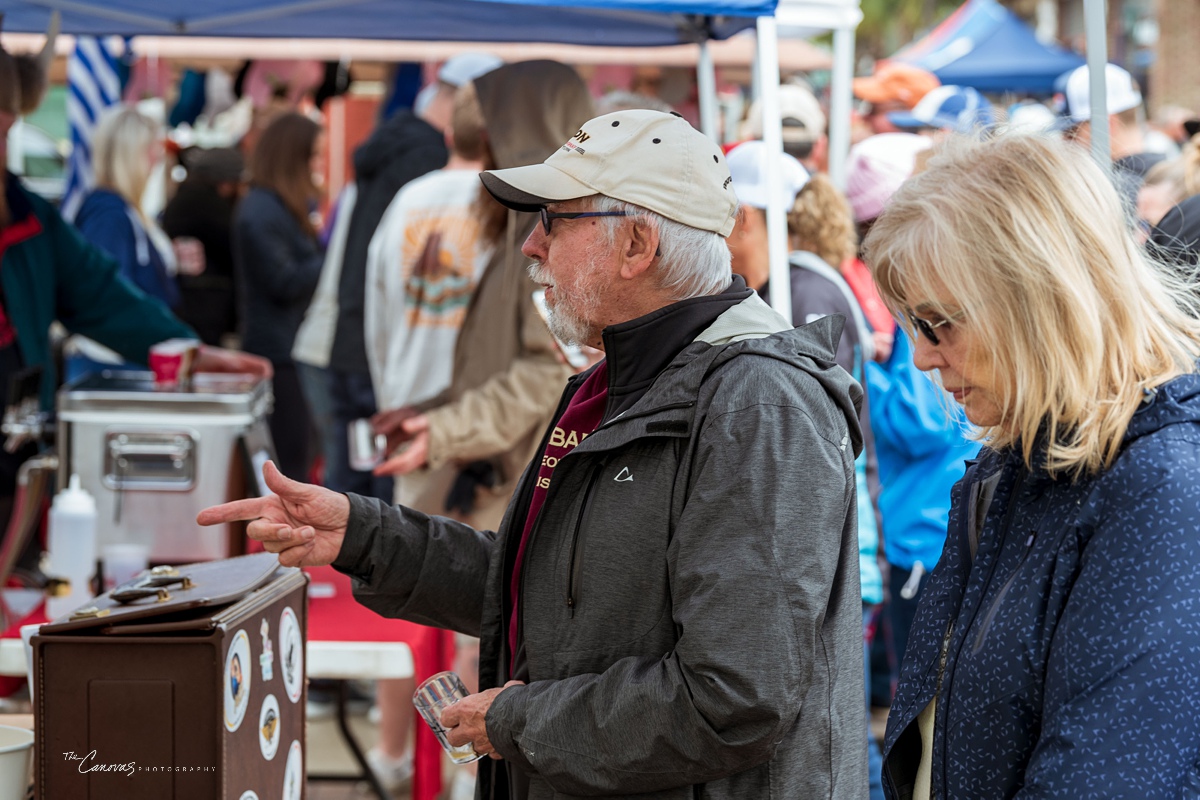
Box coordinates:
[508,360,609,659]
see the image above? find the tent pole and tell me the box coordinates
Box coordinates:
[755,14,792,324]
[697,38,719,142]
[828,24,855,191]
[1083,0,1109,170]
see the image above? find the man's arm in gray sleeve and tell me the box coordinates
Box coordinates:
[333,494,498,637]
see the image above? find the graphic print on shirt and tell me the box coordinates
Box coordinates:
[400,209,484,329]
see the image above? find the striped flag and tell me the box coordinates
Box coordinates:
[61,36,123,221]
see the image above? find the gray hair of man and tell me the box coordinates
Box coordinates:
[591,195,732,300]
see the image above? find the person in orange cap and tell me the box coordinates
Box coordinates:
[853,63,941,136]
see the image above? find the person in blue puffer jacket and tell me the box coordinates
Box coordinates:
[867,331,979,675]
[867,133,1200,798]
[68,105,181,379]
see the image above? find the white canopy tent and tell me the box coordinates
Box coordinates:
[744,0,862,316]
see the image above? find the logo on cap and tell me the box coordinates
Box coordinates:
[563,129,591,155]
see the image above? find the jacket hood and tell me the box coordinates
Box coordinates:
[473,61,594,170]
[694,289,792,345]
[998,369,1200,483]
[709,295,863,453]
[663,293,864,458]
[353,110,441,181]
[1123,370,1200,443]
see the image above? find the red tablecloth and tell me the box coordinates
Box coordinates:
[305,565,454,800]
[1,566,454,800]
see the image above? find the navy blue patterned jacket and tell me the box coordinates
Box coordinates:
[883,372,1200,799]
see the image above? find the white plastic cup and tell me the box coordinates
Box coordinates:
[0,726,32,799]
[101,543,151,591]
[19,624,40,703]
[412,672,484,764]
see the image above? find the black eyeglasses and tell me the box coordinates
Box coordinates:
[539,207,632,234]
[907,309,965,346]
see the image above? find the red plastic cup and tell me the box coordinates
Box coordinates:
[148,338,201,388]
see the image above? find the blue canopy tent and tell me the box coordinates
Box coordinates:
[891,0,1083,95]
[0,0,768,44]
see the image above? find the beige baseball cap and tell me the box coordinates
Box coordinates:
[480,109,737,237]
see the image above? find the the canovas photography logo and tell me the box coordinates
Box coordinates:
[62,750,216,777]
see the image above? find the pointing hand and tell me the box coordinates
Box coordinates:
[196,461,349,567]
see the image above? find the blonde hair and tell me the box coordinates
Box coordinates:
[92,106,160,218]
[788,174,857,268]
[1142,135,1200,206]
[451,81,487,162]
[864,132,1200,477]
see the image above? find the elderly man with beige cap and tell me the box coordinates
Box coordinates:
[200,109,868,800]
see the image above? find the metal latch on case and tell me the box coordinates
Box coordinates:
[111,573,196,604]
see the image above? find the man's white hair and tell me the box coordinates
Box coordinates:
[592,195,731,300]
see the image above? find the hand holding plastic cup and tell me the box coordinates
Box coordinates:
[413,671,484,764]
[149,338,201,388]
[347,419,388,472]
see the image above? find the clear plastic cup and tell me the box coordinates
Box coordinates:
[347,419,387,472]
[412,671,484,764]
[101,543,150,591]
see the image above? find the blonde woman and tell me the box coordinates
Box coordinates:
[75,106,178,308]
[68,105,181,379]
[866,132,1200,798]
[789,173,894,360]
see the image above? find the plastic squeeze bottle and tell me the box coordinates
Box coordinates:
[45,475,98,619]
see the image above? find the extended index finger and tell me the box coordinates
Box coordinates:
[197,497,271,526]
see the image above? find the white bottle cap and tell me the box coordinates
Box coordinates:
[53,474,96,516]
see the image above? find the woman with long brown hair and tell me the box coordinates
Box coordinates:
[232,111,325,481]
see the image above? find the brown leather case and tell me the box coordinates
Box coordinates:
[34,552,309,800]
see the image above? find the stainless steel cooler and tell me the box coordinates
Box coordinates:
[57,371,275,562]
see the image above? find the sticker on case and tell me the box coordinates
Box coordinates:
[260,617,274,681]
[283,740,302,800]
[279,607,303,703]
[224,630,252,732]
[259,694,281,760]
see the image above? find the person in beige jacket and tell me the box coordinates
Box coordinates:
[371,60,590,533]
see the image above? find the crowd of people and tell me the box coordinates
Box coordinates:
[2,27,1199,798]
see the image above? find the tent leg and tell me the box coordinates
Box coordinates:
[697,39,719,142]
[828,25,856,191]
[1084,0,1110,169]
[755,14,792,324]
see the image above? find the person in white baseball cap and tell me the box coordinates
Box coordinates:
[413,52,503,133]
[216,107,871,799]
[723,140,809,293]
[740,83,829,171]
[1056,63,1164,207]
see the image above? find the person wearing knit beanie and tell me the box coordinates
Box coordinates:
[844,132,932,229]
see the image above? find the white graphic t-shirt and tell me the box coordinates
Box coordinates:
[364,169,493,409]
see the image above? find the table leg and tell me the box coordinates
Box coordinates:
[308,679,392,799]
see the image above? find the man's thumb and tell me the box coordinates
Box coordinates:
[263,460,306,499]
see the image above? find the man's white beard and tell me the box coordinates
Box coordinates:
[527,256,604,346]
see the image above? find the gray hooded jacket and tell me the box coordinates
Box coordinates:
[335,290,868,799]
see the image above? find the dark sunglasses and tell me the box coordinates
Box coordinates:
[539,208,632,234]
[907,309,964,346]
